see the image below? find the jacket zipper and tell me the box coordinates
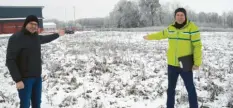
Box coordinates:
[175,30,179,66]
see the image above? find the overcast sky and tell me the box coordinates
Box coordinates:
[0,0,232,21]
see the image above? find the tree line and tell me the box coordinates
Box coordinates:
[45,0,233,28]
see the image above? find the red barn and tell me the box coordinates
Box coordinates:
[0,6,44,34]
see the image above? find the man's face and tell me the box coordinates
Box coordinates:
[26,21,38,33]
[175,12,186,24]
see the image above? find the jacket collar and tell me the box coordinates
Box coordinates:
[172,19,190,29]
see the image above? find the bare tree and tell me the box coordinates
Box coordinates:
[109,0,140,28]
[139,0,161,26]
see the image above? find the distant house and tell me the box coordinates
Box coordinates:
[0,6,44,34]
[43,22,57,33]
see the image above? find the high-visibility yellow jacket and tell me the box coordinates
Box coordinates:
[146,20,202,67]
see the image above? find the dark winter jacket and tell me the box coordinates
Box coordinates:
[6,29,59,83]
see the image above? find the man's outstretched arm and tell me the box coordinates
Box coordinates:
[143,28,169,40]
[40,30,65,44]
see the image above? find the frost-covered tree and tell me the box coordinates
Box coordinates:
[222,12,227,27]
[138,0,161,26]
[186,8,198,21]
[109,0,140,28]
[209,12,219,24]
[198,12,208,23]
[226,11,233,27]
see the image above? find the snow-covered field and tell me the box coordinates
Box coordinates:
[0,31,233,108]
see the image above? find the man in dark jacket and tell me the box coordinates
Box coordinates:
[6,15,65,108]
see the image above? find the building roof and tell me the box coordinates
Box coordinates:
[0,6,44,8]
[0,6,43,18]
[0,17,43,21]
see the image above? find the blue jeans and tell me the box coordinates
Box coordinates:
[166,65,198,108]
[18,77,42,108]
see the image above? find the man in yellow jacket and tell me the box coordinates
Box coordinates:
[144,8,202,108]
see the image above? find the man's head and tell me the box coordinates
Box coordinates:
[23,15,39,33]
[174,8,186,24]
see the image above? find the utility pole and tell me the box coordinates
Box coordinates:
[73,6,76,29]
[65,7,67,28]
[73,6,76,21]
[65,7,66,22]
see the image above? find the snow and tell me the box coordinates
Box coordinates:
[0,34,12,38]
[0,31,233,108]
[43,22,56,26]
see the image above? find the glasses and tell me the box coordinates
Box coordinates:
[29,22,38,27]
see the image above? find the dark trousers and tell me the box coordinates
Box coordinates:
[166,65,198,108]
[18,77,42,108]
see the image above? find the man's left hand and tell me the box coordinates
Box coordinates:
[58,29,65,36]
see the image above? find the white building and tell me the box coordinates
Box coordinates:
[43,22,57,33]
